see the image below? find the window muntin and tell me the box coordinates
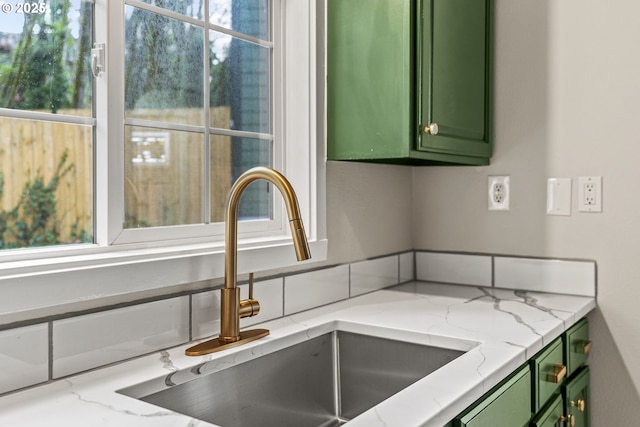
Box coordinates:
[138,0,203,18]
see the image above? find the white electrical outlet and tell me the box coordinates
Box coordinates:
[488,176,510,210]
[578,176,602,212]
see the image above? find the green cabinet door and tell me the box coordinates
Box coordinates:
[327,0,493,165]
[532,338,565,412]
[564,366,590,427]
[417,0,493,163]
[327,0,414,162]
[565,318,590,377]
[531,394,564,427]
[455,365,531,427]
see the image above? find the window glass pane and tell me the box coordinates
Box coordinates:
[209,0,270,41]
[209,132,232,223]
[210,136,271,222]
[0,0,93,116]
[0,117,93,248]
[210,31,270,133]
[125,126,203,228]
[125,5,204,126]
[138,0,203,19]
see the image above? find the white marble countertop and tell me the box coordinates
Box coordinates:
[0,282,596,427]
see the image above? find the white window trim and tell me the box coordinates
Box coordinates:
[0,0,327,325]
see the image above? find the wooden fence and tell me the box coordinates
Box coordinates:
[0,111,93,244]
[0,108,231,245]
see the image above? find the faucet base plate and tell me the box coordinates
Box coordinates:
[185,329,270,356]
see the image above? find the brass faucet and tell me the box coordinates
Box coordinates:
[186,167,311,356]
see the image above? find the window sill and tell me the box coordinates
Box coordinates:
[0,238,327,326]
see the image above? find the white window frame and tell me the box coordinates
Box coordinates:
[0,0,326,325]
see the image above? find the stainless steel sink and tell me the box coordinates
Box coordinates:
[119,329,467,427]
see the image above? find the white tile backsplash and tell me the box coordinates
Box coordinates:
[399,252,415,283]
[494,257,596,297]
[191,290,221,341]
[52,297,189,378]
[284,265,349,315]
[350,255,399,296]
[0,250,597,396]
[416,252,492,287]
[0,324,48,394]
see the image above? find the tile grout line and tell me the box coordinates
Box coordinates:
[491,255,496,287]
[48,321,53,381]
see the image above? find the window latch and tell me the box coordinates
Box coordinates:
[91,43,105,78]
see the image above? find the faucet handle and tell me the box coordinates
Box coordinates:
[248,272,254,300]
[239,273,260,318]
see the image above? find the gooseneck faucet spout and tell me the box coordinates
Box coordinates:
[186,167,311,356]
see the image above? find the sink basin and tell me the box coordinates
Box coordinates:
[119,326,469,427]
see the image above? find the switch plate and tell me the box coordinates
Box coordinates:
[488,176,510,210]
[546,178,571,216]
[578,176,602,212]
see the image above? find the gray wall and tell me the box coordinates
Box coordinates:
[412,1,640,424]
[325,161,413,264]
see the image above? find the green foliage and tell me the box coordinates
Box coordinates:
[0,150,91,249]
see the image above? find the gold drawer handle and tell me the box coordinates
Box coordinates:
[580,340,592,354]
[560,414,576,426]
[571,399,586,412]
[547,364,567,383]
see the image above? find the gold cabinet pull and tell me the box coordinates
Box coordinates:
[560,414,576,426]
[581,340,592,354]
[423,122,439,135]
[571,399,586,412]
[547,364,567,383]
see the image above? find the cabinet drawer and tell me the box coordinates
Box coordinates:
[456,365,531,427]
[565,318,590,376]
[532,338,565,412]
[530,394,564,427]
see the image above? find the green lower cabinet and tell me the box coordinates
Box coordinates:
[530,394,564,427]
[532,338,565,412]
[565,319,590,377]
[564,366,590,427]
[449,319,591,427]
[455,365,531,427]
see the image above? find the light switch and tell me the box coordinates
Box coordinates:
[546,178,571,216]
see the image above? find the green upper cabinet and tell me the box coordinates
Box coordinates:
[327,0,493,166]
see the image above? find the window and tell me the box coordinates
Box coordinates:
[119,0,275,238]
[0,0,325,320]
